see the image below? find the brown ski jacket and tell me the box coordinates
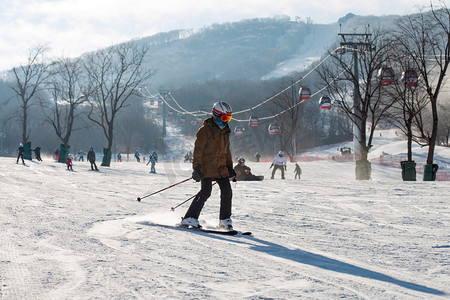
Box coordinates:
[192,118,233,178]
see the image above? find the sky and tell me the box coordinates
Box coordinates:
[0,0,443,72]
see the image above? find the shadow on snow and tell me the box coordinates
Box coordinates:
[143,223,446,296]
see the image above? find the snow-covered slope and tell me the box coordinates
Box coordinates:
[0,129,449,299]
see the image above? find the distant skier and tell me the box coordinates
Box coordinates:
[78,150,85,162]
[255,152,261,162]
[146,154,156,173]
[87,147,99,171]
[54,148,60,161]
[66,154,73,171]
[33,146,43,161]
[117,152,122,162]
[16,143,25,164]
[180,101,236,230]
[270,151,287,179]
[151,150,158,163]
[294,163,302,180]
[135,150,140,162]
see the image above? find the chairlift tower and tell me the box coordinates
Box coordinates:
[159,90,169,137]
[338,31,372,158]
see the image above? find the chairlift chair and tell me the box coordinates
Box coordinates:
[378,67,395,85]
[234,127,244,136]
[268,123,278,135]
[401,69,419,87]
[298,87,311,101]
[319,96,332,110]
[249,116,259,127]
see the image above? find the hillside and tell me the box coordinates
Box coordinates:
[133,14,399,89]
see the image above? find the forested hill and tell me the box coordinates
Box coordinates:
[133,14,399,89]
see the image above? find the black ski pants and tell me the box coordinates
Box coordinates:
[184,177,232,221]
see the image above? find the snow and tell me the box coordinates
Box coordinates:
[1,127,449,299]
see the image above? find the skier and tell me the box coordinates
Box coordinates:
[33,146,43,161]
[152,150,158,163]
[134,150,140,162]
[270,151,287,179]
[78,150,85,162]
[294,163,302,179]
[255,152,261,162]
[16,143,25,164]
[87,147,99,171]
[117,152,122,162]
[146,154,156,173]
[184,152,190,163]
[180,101,236,230]
[66,154,73,171]
[54,148,60,161]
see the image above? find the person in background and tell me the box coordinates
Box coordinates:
[135,150,140,162]
[147,154,156,173]
[66,154,73,171]
[78,150,85,162]
[152,150,158,162]
[180,101,236,230]
[255,152,261,162]
[54,148,60,161]
[33,146,43,161]
[117,152,122,162]
[234,158,258,181]
[16,143,25,164]
[88,147,99,171]
[294,163,302,180]
[270,151,287,179]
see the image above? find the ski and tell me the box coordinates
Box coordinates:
[180,226,252,236]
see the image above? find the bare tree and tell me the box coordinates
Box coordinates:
[317,29,396,179]
[83,42,155,166]
[393,3,450,169]
[270,76,304,161]
[43,57,91,162]
[9,45,50,144]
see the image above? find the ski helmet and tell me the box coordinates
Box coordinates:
[238,158,245,164]
[278,151,284,156]
[212,101,232,122]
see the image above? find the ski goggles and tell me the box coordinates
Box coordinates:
[220,114,232,122]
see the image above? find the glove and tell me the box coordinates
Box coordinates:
[269,164,274,169]
[227,165,237,182]
[192,165,203,182]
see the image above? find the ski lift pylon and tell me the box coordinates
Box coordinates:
[298,87,311,101]
[319,96,332,110]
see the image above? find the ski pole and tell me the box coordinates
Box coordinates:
[170,182,217,211]
[137,177,192,202]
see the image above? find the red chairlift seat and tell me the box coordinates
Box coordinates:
[249,116,259,127]
[378,67,395,85]
[401,69,419,87]
[268,123,278,135]
[319,96,332,110]
[179,116,186,124]
[298,87,311,101]
[190,120,197,126]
